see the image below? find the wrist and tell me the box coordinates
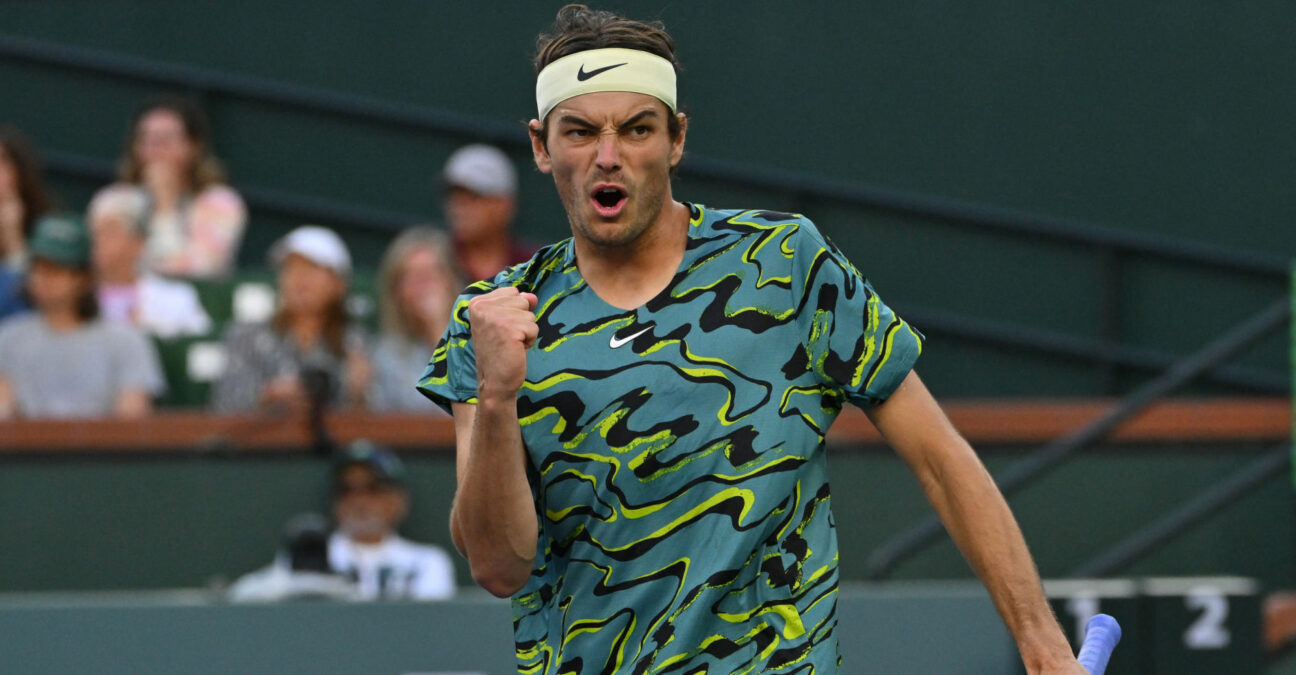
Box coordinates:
[1018,626,1075,671]
[476,385,520,408]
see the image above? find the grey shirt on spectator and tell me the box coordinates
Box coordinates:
[0,314,165,418]
[368,333,447,415]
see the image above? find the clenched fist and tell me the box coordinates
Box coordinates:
[468,287,539,401]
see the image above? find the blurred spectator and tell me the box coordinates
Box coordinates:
[228,441,455,602]
[368,226,461,413]
[96,94,246,279]
[0,126,56,272]
[89,185,212,338]
[0,214,164,420]
[442,143,536,280]
[226,512,360,603]
[210,225,370,414]
[0,127,57,319]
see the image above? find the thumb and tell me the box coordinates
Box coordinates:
[520,292,539,311]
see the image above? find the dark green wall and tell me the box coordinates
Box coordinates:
[0,1,1291,396]
[2,443,1289,593]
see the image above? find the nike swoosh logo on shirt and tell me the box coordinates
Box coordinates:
[577,62,628,81]
[609,326,652,349]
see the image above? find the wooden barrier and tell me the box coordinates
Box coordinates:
[0,397,1288,452]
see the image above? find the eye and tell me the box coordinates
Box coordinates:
[630,125,651,137]
[566,128,592,138]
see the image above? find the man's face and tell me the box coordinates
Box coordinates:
[332,465,407,543]
[90,214,143,277]
[445,187,516,245]
[27,258,89,312]
[530,91,686,249]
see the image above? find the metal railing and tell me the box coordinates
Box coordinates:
[2,32,1290,397]
[2,33,1287,274]
[865,297,1292,579]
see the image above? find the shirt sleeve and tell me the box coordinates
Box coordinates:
[415,292,480,415]
[789,219,924,407]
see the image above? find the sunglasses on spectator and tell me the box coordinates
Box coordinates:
[334,480,398,497]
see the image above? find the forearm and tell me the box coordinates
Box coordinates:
[453,395,538,596]
[922,448,1073,670]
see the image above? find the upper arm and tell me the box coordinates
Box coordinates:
[0,376,15,420]
[115,388,153,418]
[863,370,971,481]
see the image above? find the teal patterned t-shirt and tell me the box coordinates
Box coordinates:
[419,204,923,674]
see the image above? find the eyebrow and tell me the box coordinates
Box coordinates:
[555,108,661,131]
[615,109,661,132]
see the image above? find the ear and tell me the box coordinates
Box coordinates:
[669,112,688,169]
[528,119,552,174]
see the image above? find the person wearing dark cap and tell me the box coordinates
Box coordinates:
[229,441,455,602]
[0,214,164,419]
[327,442,455,600]
[442,143,537,281]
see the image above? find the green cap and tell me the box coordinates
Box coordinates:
[28,214,91,268]
[332,440,407,486]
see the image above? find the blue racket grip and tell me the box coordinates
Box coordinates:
[1076,614,1122,675]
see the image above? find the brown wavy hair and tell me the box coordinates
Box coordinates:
[0,126,57,251]
[116,94,227,191]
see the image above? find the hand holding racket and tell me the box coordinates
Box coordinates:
[1075,614,1122,675]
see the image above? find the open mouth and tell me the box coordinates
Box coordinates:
[591,185,628,218]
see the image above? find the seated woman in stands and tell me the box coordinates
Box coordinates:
[0,126,57,319]
[210,225,371,414]
[0,215,164,419]
[94,95,246,280]
[368,226,461,413]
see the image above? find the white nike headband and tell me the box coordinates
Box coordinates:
[536,47,677,121]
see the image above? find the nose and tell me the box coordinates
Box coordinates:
[595,133,621,172]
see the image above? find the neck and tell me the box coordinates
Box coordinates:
[99,263,139,285]
[287,313,325,349]
[42,305,82,332]
[456,230,510,279]
[573,200,689,310]
[349,532,389,546]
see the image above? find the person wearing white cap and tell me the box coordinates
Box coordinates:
[210,225,371,414]
[442,143,536,281]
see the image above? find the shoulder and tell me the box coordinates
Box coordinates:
[195,184,244,204]
[220,321,279,350]
[0,313,41,343]
[468,238,574,297]
[690,204,833,260]
[392,536,453,564]
[193,184,247,215]
[691,204,820,240]
[140,274,201,300]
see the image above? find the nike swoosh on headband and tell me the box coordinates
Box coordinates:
[577,62,628,81]
[609,325,652,349]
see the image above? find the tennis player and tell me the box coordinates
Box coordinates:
[419,5,1086,673]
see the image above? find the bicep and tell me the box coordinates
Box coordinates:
[863,370,971,480]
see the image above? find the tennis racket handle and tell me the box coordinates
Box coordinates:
[1076,614,1122,675]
